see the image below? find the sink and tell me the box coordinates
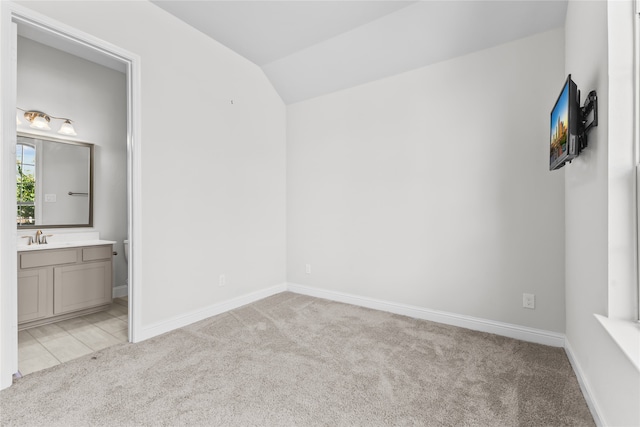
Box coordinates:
[17,232,115,252]
[18,242,74,251]
[17,239,116,252]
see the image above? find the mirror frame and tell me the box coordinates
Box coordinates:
[17,132,94,229]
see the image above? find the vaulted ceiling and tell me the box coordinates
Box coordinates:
[153,1,568,104]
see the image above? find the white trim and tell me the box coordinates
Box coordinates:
[286,283,566,347]
[0,2,142,389]
[0,5,19,389]
[594,314,640,372]
[126,36,142,345]
[564,339,605,427]
[10,6,132,70]
[112,285,128,299]
[637,163,640,319]
[135,283,288,342]
[635,1,640,320]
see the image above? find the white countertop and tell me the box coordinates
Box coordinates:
[18,240,116,252]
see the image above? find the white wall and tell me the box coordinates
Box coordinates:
[565,1,640,426]
[16,36,128,291]
[287,29,566,332]
[11,1,287,327]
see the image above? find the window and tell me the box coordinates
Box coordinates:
[16,142,36,225]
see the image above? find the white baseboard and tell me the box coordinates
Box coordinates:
[564,339,604,427]
[112,285,128,299]
[286,283,566,347]
[136,283,287,342]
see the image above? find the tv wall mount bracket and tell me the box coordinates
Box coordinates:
[578,89,598,150]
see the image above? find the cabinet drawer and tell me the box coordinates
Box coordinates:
[20,249,77,269]
[82,246,112,262]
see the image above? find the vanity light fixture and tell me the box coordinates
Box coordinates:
[18,108,77,136]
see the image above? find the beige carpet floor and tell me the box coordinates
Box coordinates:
[1,292,594,426]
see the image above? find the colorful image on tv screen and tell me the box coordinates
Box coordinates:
[550,83,569,165]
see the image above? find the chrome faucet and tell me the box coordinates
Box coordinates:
[35,230,42,245]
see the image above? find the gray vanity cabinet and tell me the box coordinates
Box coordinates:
[18,245,113,329]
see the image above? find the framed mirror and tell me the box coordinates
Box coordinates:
[16,133,93,228]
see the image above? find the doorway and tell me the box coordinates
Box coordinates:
[0,3,141,388]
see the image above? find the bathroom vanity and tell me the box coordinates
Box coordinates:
[17,241,114,330]
[15,133,119,330]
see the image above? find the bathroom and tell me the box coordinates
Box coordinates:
[15,29,129,375]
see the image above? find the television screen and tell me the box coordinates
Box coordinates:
[550,75,579,170]
[550,82,569,168]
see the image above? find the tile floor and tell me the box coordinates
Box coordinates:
[18,297,128,376]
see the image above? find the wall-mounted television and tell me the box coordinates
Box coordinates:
[548,75,598,171]
[549,74,580,170]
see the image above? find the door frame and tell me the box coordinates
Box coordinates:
[0,2,142,389]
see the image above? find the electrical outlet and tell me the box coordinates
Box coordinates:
[523,293,535,309]
[219,274,226,287]
[305,264,311,275]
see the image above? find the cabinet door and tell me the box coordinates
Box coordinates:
[53,261,112,315]
[18,269,48,323]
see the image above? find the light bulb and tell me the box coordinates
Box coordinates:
[58,120,77,136]
[30,115,51,130]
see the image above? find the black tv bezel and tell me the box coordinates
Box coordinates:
[549,74,580,171]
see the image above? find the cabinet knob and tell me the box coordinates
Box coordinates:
[112,251,118,256]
